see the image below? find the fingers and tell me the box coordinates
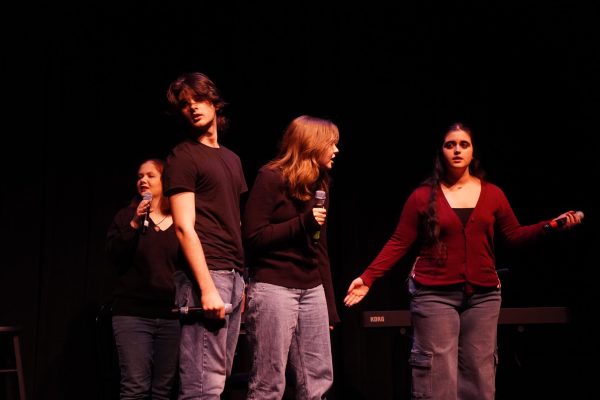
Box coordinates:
[202,303,226,319]
[562,210,583,229]
[137,199,152,217]
[346,281,357,295]
[343,291,365,307]
[312,208,327,225]
[570,211,583,225]
[344,277,369,307]
[201,293,227,319]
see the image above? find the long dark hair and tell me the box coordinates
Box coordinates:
[422,123,485,256]
[166,72,229,132]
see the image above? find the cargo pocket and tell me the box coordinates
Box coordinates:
[409,349,433,399]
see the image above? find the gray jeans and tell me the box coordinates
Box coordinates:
[408,278,501,400]
[174,268,245,400]
[245,281,333,400]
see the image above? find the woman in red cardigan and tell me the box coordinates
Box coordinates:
[344,123,581,400]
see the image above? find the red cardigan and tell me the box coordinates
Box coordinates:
[360,182,548,288]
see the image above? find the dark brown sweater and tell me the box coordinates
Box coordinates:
[242,166,340,324]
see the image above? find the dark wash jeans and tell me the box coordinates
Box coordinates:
[112,315,180,400]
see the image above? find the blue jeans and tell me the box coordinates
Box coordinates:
[408,278,501,400]
[112,315,180,400]
[245,281,333,400]
[174,268,245,400]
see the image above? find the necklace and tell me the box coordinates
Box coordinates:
[443,183,462,192]
[152,214,170,231]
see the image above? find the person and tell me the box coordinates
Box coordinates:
[343,123,582,400]
[162,72,247,399]
[242,115,341,400]
[106,158,181,400]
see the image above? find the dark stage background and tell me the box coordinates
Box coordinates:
[2,2,598,399]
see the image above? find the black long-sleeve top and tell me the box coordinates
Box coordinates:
[242,166,340,324]
[106,206,181,319]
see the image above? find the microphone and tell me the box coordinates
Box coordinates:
[171,303,233,315]
[543,211,584,231]
[312,190,326,244]
[141,192,152,234]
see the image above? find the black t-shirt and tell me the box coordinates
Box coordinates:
[163,138,247,272]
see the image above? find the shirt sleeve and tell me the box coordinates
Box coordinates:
[242,168,320,251]
[106,207,139,265]
[163,148,196,196]
[494,187,547,246]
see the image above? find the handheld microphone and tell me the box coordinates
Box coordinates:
[171,303,233,315]
[312,190,326,244]
[543,210,584,231]
[141,192,152,234]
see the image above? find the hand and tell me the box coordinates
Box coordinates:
[201,291,227,319]
[553,210,583,230]
[312,207,327,226]
[130,198,152,229]
[344,277,370,307]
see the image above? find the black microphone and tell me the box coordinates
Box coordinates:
[171,303,233,315]
[141,192,152,234]
[312,190,326,244]
[543,211,584,231]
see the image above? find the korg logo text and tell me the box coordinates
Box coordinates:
[370,316,385,323]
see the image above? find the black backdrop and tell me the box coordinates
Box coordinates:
[2,2,598,399]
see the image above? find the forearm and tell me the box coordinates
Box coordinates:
[176,227,217,294]
[244,210,318,249]
[106,210,138,260]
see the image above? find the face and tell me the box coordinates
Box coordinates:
[442,129,473,170]
[179,97,217,130]
[319,140,339,170]
[137,161,163,198]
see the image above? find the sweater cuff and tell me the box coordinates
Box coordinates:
[360,273,374,288]
[122,224,140,241]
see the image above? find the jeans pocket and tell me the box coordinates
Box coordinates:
[174,270,193,307]
[409,349,433,399]
[408,277,422,297]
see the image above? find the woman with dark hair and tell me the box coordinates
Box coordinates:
[243,115,341,399]
[106,158,180,400]
[344,123,581,400]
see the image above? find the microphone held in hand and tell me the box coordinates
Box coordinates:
[141,192,152,234]
[543,210,584,231]
[312,190,326,244]
[171,303,233,315]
